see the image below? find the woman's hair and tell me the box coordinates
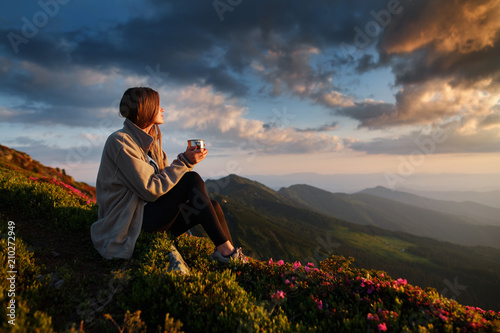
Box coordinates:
[119,87,165,170]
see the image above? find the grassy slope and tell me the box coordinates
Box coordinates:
[0,158,500,331]
[0,144,96,201]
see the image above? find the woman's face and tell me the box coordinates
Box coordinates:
[153,106,164,125]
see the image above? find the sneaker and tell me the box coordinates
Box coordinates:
[210,247,248,264]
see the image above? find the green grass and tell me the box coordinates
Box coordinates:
[1,166,500,332]
[333,226,431,265]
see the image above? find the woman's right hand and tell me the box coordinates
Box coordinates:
[184,145,207,165]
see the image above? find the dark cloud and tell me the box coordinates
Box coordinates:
[336,101,396,128]
[377,0,500,86]
[294,122,339,132]
[0,0,379,111]
[480,112,500,128]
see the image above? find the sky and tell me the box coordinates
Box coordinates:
[1,0,500,192]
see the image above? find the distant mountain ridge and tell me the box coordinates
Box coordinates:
[401,187,500,209]
[360,186,500,227]
[245,172,500,205]
[278,183,500,249]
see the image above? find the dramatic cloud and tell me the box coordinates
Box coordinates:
[338,78,500,129]
[160,85,342,154]
[383,1,500,55]
[0,56,130,126]
[1,0,499,167]
[379,0,500,86]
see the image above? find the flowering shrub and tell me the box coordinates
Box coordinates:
[226,249,500,332]
[0,168,96,230]
[28,176,96,205]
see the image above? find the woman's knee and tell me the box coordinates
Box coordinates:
[211,199,223,212]
[183,171,203,185]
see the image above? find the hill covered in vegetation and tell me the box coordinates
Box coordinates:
[0,148,499,332]
[205,175,500,311]
[0,144,95,201]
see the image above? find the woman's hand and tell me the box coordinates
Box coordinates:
[184,145,207,165]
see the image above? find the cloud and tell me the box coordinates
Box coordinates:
[0,0,385,112]
[294,122,339,133]
[337,78,500,129]
[382,0,500,55]
[336,100,396,128]
[0,56,131,126]
[332,0,500,135]
[1,0,499,159]
[346,113,500,155]
[313,91,355,108]
[378,0,500,86]
[480,110,500,130]
[5,135,103,170]
[159,85,342,154]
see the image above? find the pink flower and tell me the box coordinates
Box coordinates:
[377,323,387,331]
[293,261,301,269]
[307,262,315,267]
[304,266,311,273]
[268,258,274,265]
[271,290,286,300]
[317,300,323,310]
[439,314,448,321]
[285,279,290,284]
[396,278,407,286]
[277,260,284,266]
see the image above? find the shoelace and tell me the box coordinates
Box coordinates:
[232,248,246,260]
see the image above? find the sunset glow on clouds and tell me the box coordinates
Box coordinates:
[0,0,499,190]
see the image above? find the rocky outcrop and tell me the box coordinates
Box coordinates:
[168,245,190,275]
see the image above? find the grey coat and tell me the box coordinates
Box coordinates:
[91,119,193,259]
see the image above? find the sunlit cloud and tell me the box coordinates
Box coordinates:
[382,0,500,55]
[161,85,342,154]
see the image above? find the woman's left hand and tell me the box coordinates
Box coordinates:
[184,146,207,165]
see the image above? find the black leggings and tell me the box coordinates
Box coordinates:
[142,171,232,246]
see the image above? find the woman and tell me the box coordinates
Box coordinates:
[91,87,246,263]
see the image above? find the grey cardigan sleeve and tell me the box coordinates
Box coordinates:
[113,136,193,202]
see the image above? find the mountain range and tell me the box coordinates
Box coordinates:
[245,172,500,206]
[203,174,500,311]
[277,184,500,248]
